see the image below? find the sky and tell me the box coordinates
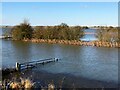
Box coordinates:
[1,0,120,2]
[1,2,118,26]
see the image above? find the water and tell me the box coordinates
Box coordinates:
[80,29,98,41]
[1,28,119,87]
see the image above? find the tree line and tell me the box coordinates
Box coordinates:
[11,20,119,42]
[11,21,85,40]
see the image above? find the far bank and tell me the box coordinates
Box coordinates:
[23,39,120,48]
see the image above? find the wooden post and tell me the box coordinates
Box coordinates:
[54,58,58,61]
[42,62,44,65]
[27,64,29,69]
[54,58,56,62]
[16,62,21,71]
[56,58,58,61]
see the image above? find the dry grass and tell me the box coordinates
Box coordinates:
[2,78,34,89]
[29,39,120,48]
[2,78,56,90]
[24,79,34,89]
[48,80,55,90]
[10,82,20,89]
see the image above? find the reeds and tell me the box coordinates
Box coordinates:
[25,39,120,48]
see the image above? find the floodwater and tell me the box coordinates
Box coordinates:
[1,28,119,88]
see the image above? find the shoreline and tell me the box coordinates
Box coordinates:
[23,39,120,48]
[1,69,118,88]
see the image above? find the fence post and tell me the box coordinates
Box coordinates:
[16,62,21,71]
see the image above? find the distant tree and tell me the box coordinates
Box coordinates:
[33,23,84,41]
[59,23,68,27]
[96,27,119,42]
[12,20,33,40]
[96,29,103,41]
[70,26,84,40]
[117,27,120,42]
[82,26,89,29]
[11,26,23,40]
[33,26,44,39]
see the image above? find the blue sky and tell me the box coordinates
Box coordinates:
[2,2,118,26]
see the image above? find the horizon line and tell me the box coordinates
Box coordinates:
[0,24,118,27]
